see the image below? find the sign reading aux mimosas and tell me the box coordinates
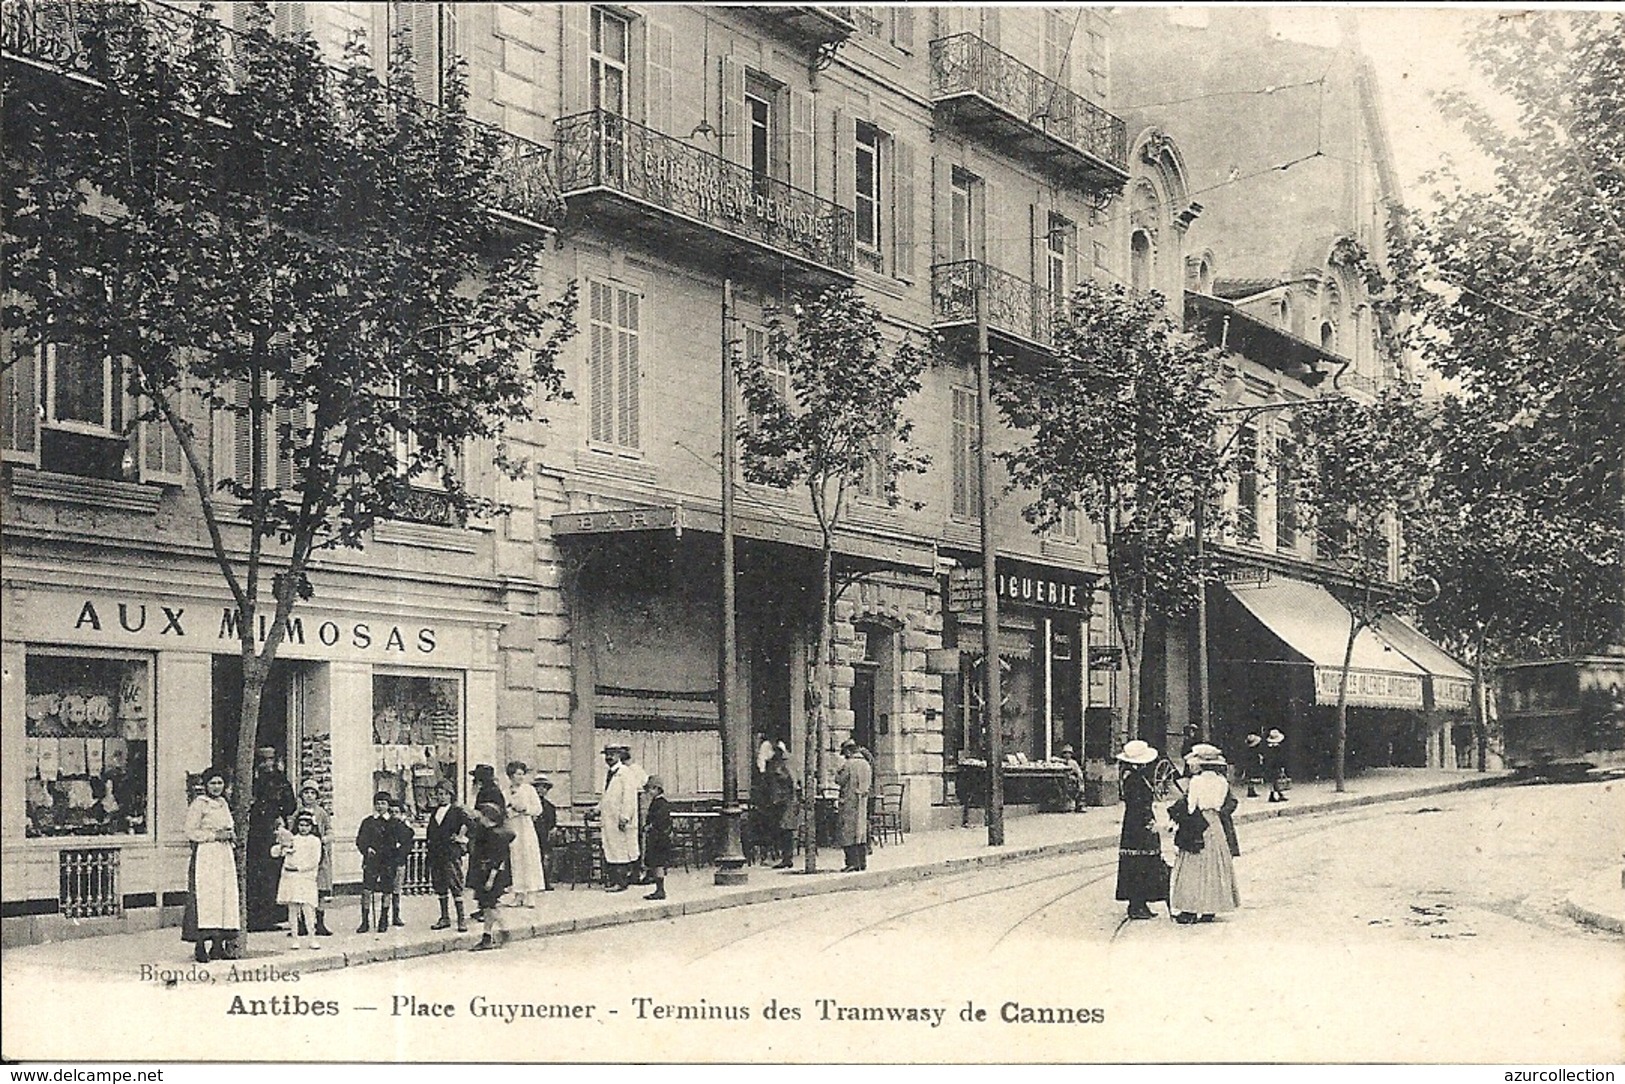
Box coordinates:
[37,595,442,658]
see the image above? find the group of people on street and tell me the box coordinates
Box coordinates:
[1114,737,1244,925]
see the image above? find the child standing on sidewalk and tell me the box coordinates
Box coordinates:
[387,798,415,929]
[272,811,322,949]
[468,802,513,952]
[640,776,673,901]
[355,792,407,934]
[296,782,334,936]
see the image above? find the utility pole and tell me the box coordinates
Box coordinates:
[975,281,1005,847]
[715,278,747,886]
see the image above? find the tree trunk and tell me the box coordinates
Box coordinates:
[803,543,834,873]
[228,649,270,955]
[1335,612,1358,793]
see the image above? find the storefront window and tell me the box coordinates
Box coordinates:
[24,652,151,838]
[372,673,461,828]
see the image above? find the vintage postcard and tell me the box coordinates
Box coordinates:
[2,1,1621,1068]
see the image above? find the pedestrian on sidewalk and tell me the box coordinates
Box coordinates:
[1114,741,1169,921]
[386,798,414,929]
[272,811,322,950]
[766,742,798,868]
[469,802,513,951]
[641,775,672,901]
[1059,744,1087,811]
[504,762,546,906]
[183,768,239,962]
[355,792,407,934]
[1264,729,1290,802]
[247,747,296,932]
[426,781,471,932]
[836,741,872,872]
[296,782,334,936]
[1168,749,1241,924]
[534,776,558,891]
[1242,733,1265,799]
[599,745,641,891]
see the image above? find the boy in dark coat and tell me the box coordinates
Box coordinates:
[641,776,673,901]
[468,802,513,951]
[533,776,558,891]
[426,782,472,931]
[355,792,408,934]
[386,799,415,928]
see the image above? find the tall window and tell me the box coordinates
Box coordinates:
[1235,424,1259,541]
[588,280,641,451]
[949,168,977,263]
[855,122,882,251]
[1046,213,1072,301]
[856,433,890,501]
[1130,230,1153,293]
[746,89,771,180]
[590,7,628,117]
[951,385,980,519]
[1275,439,1298,550]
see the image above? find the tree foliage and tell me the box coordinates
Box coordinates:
[734,284,928,870]
[993,282,1223,740]
[1388,10,1625,659]
[2,0,576,943]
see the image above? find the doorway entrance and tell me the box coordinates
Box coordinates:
[210,657,307,785]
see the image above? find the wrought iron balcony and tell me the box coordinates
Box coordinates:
[725,6,857,50]
[3,0,562,231]
[930,33,1128,189]
[555,109,856,290]
[932,261,1063,367]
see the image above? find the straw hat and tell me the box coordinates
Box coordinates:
[1115,740,1158,765]
[1267,729,1285,744]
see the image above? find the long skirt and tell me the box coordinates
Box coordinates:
[183,840,240,941]
[508,814,546,896]
[1170,810,1240,915]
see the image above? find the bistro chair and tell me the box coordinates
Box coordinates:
[869,781,906,847]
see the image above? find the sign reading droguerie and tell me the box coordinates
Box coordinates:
[947,560,1096,617]
[17,592,476,664]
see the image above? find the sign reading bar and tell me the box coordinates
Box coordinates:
[1314,667,1425,710]
[553,506,679,535]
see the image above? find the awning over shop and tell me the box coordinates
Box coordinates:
[1372,615,1474,711]
[1224,579,1427,709]
[551,502,937,571]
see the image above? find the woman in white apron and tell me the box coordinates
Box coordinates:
[183,768,240,962]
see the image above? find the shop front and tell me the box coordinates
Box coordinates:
[943,557,1096,810]
[2,583,500,946]
[1210,576,1431,780]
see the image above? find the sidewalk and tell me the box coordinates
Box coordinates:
[2,768,1510,978]
[1564,864,1625,934]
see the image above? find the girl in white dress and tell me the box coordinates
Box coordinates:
[504,761,546,905]
[272,811,323,949]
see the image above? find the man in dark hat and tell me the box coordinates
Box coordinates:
[247,745,295,931]
[533,775,558,891]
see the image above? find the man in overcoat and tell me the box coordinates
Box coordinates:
[599,745,641,891]
[836,741,872,872]
[247,746,296,931]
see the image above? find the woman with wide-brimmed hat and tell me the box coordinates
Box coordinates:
[1168,748,1242,924]
[1114,740,1169,920]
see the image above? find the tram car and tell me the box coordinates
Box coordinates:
[1497,655,1625,779]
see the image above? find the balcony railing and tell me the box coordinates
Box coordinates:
[729,5,857,49]
[932,261,1061,353]
[2,0,562,230]
[930,33,1127,183]
[555,109,855,278]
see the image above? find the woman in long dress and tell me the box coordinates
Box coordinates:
[183,768,240,962]
[1114,740,1168,920]
[504,761,546,905]
[1169,750,1241,924]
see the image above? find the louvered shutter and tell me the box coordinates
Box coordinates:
[139,398,186,485]
[560,4,591,116]
[892,8,914,51]
[0,338,41,465]
[589,282,613,443]
[645,17,674,134]
[719,56,747,166]
[789,89,815,193]
[892,137,916,282]
[273,393,296,491]
[232,381,256,488]
[932,154,954,267]
[616,289,640,450]
[952,386,977,518]
[834,109,857,213]
[982,177,1000,267]
[274,2,307,38]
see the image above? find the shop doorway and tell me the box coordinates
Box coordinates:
[851,625,895,768]
[211,657,306,785]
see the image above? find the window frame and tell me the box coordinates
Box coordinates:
[1046,212,1072,301]
[951,384,980,520]
[949,167,977,264]
[586,278,643,456]
[590,6,629,118]
[855,121,883,252]
[1234,423,1260,542]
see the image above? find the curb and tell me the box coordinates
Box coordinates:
[1562,871,1625,935]
[215,772,1511,977]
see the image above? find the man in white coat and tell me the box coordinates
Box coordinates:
[599,745,641,892]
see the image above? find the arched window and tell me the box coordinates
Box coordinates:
[1196,259,1212,295]
[1130,230,1153,293]
[1320,321,1336,351]
[1279,294,1293,331]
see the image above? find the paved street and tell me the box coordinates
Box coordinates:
[8,777,1617,1063]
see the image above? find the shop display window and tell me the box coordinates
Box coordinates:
[24,652,151,838]
[372,672,461,828]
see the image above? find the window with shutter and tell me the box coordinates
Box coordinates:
[587,279,642,453]
[951,385,980,519]
[1235,424,1259,542]
[0,334,41,465]
[1275,439,1298,551]
[139,399,186,486]
[387,2,443,105]
[855,122,882,252]
[214,378,297,495]
[856,433,890,502]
